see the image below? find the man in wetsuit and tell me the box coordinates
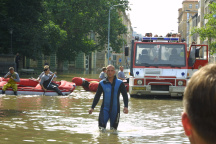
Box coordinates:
[89,65,129,131]
[40,67,63,96]
[2,67,20,95]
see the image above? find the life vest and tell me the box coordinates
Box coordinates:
[8,72,17,84]
[100,77,122,109]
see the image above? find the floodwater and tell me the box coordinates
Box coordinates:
[0,73,189,143]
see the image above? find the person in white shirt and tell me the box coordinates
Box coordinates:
[99,67,107,80]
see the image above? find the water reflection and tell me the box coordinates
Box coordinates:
[0,88,188,143]
[0,109,23,118]
[17,96,42,110]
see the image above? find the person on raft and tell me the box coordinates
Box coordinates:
[37,65,57,81]
[2,67,20,95]
[99,67,107,80]
[40,67,63,96]
[89,65,129,132]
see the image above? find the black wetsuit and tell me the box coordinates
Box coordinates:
[91,76,128,129]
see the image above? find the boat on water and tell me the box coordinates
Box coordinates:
[72,77,129,92]
[0,77,76,96]
[72,77,99,91]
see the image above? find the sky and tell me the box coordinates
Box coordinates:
[127,0,184,36]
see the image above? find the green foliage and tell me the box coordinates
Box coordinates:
[44,0,129,62]
[191,2,216,54]
[43,20,67,55]
[0,0,129,67]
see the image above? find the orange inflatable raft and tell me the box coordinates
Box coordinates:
[0,77,76,96]
[72,77,129,92]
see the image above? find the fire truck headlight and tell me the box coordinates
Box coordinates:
[178,80,183,86]
[137,80,143,85]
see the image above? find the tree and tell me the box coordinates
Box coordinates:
[191,2,216,54]
[44,0,129,70]
[0,0,130,70]
[0,0,46,59]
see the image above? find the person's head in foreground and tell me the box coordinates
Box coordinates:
[182,63,216,144]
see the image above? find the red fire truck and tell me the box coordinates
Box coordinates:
[127,36,208,98]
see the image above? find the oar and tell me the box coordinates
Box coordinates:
[43,74,55,96]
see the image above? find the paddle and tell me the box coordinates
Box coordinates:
[43,73,56,96]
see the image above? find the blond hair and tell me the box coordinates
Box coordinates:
[9,67,14,71]
[44,65,49,69]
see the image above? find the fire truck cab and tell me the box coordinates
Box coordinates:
[128,36,208,98]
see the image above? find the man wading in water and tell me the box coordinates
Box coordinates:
[89,65,129,132]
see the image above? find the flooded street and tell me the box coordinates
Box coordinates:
[0,73,189,143]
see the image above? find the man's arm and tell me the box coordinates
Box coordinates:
[119,82,129,114]
[40,77,46,91]
[12,73,20,82]
[37,72,44,81]
[40,84,47,91]
[89,83,103,114]
[50,71,57,81]
[4,72,10,78]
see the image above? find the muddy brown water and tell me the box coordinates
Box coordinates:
[0,73,189,143]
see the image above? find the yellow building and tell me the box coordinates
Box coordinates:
[178,0,198,46]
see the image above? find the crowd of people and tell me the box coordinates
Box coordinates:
[99,65,128,81]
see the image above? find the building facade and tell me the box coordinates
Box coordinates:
[111,11,133,69]
[178,0,199,46]
[181,0,216,62]
[188,13,198,46]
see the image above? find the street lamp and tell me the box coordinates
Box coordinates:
[107,4,125,65]
[9,28,13,54]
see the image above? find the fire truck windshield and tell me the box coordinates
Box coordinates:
[135,43,186,67]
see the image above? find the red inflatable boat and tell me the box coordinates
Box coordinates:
[72,77,129,92]
[0,77,76,96]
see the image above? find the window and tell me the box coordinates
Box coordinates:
[135,44,186,67]
[196,4,198,9]
[189,4,192,9]
[113,55,116,61]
